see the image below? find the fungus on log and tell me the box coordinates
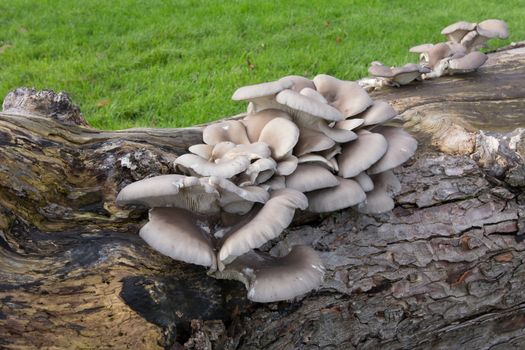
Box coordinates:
[0,44,525,349]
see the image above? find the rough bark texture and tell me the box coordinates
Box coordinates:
[0,44,524,350]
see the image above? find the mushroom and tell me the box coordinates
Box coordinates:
[367,126,418,175]
[313,74,373,117]
[242,109,291,142]
[306,177,366,213]
[258,117,300,160]
[286,164,340,192]
[203,120,251,145]
[232,75,314,113]
[462,19,509,51]
[218,188,308,266]
[140,207,217,268]
[367,62,430,88]
[357,100,397,127]
[358,170,401,214]
[337,132,388,178]
[441,21,477,43]
[214,245,324,302]
[447,51,488,74]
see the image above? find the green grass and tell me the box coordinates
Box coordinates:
[0,1,523,129]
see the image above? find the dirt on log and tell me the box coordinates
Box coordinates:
[0,44,524,350]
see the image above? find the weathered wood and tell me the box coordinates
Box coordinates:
[0,45,524,349]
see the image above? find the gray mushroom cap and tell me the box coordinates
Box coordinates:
[369,62,429,85]
[367,126,418,175]
[175,153,250,178]
[242,109,291,142]
[353,172,374,192]
[358,170,401,214]
[116,174,220,214]
[286,164,340,193]
[337,132,388,178]
[477,19,509,40]
[294,128,336,157]
[203,120,250,146]
[447,51,488,73]
[313,74,373,118]
[116,175,268,215]
[306,177,366,213]
[140,207,217,268]
[409,43,434,54]
[427,43,452,68]
[217,245,324,302]
[232,75,314,113]
[218,188,308,265]
[258,117,300,160]
[276,89,344,121]
[357,100,397,126]
[441,21,477,43]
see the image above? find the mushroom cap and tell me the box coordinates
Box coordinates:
[313,74,373,118]
[448,51,488,73]
[203,120,250,146]
[188,144,213,160]
[232,78,293,101]
[276,89,344,121]
[276,155,299,176]
[175,153,250,178]
[337,132,388,178]
[258,117,300,160]
[139,208,216,268]
[441,21,477,43]
[409,43,434,54]
[240,157,277,185]
[116,175,220,214]
[368,62,394,78]
[391,64,431,85]
[218,188,308,264]
[358,100,397,126]
[477,19,509,39]
[300,87,328,103]
[317,121,358,143]
[286,164,340,193]
[334,118,364,131]
[283,75,316,92]
[219,142,271,162]
[358,171,401,214]
[232,76,314,114]
[259,175,286,191]
[298,153,336,171]
[427,43,452,68]
[242,109,291,142]
[294,128,336,157]
[353,172,374,192]
[306,177,366,213]
[221,246,324,303]
[367,126,418,175]
[211,141,236,160]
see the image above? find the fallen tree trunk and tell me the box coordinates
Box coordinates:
[0,44,524,349]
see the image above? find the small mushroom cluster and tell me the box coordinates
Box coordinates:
[117,74,417,302]
[410,19,508,79]
[360,19,509,89]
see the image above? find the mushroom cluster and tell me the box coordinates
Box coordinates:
[410,19,508,79]
[117,74,417,302]
[360,19,509,89]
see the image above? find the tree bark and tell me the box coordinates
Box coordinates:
[0,44,524,350]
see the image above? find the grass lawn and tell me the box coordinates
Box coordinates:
[0,1,523,130]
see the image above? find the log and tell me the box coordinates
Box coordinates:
[0,44,524,349]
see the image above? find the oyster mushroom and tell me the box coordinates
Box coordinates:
[215,245,324,302]
[441,21,477,43]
